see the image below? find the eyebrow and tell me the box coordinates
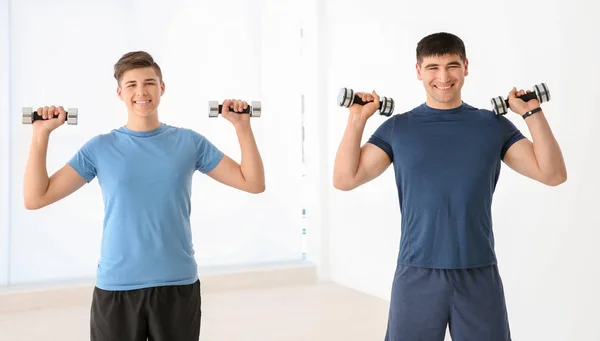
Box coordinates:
[124,78,158,84]
[424,61,462,68]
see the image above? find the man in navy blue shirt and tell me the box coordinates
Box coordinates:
[333,32,566,341]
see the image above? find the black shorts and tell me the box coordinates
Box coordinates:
[90,280,201,341]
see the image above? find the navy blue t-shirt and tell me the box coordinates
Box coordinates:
[368,102,525,269]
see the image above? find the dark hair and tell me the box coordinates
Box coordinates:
[416,32,466,65]
[113,51,163,86]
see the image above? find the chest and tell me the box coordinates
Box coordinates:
[392,116,504,173]
[95,136,197,187]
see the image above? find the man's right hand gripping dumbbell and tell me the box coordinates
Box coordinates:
[29,106,71,133]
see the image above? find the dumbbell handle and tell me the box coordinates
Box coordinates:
[216,105,251,114]
[503,91,538,106]
[31,111,70,122]
[351,95,386,110]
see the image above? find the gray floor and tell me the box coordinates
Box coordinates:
[0,283,391,341]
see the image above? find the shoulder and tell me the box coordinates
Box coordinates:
[173,126,209,143]
[372,113,400,134]
[462,103,516,124]
[382,105,422,125]
[459,103,493,116]
[80,131,113,150]
[144,124,210,142]
[462,103,508,118]
[161,125,219,151]
[461,103,523,138]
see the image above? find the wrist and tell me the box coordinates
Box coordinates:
[348,112,368,127]
[32,128,51,140]
[233,121,252,132]
[522,107,543,119]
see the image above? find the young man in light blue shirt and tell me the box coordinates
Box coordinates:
[24,51,265,341]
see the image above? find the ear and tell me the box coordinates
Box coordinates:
[160,81,165,96]
[416,62,423,81]
[117,86,123,100]
[464,58,469,77]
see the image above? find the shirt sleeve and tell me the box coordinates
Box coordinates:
[367,116,396,162]
[190,130,225,173]
[67,136,99,182]
[499,116,526,160]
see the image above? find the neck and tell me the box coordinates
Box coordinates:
[125,112,161,131]
[425,96,463,110]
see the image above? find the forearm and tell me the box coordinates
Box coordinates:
[24,131,51,205]
[333,113,367,184]
[524,110,567,181]
[234,122,265,192]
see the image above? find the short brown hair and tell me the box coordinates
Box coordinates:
[113,51,163,86]
[416,32,466,65]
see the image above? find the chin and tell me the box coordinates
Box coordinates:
[137,112,156,118]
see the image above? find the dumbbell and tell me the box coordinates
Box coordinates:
[22,107,79,125]
[337,87,395,117]
[208,101,261,118]
[490,83,551,115]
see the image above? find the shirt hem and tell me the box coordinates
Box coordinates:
[95,276,199,291]
[398,260,498,270]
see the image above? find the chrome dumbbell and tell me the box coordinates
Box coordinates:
[337,87,395,117]
[22,107,78,125]
[208,101,262,118]
[490,83,551,115]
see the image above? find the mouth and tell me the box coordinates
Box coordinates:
[133,100,152,107]
[434,84,454,90]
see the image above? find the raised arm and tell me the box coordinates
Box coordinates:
[206,99,265,194]
[333,90,392,191]
[503,88,567,186]
[24,106,88,210]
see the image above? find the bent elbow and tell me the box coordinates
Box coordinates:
[333,175,356,191]
[333,182,353,191]
[544,173,567,187]
[248,183,266,194]
[24,198,43,210]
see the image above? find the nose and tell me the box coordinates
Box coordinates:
[137,86,148,96]
[439,68,451,83]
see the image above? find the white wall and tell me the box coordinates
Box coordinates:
[0,0,10,287]
[323,1,600,340]
[6,0,308,286]
[298,0,331,281]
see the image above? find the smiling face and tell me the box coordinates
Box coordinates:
[416,53,468,110]
[117,67,165,118]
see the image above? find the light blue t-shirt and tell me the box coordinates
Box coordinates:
[368,102,525,269]
[68,123,224,290]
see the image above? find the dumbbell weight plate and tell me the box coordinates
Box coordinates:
[490,97,508,115]
[337,88,355,108]
[208,101,220,118]
[250,101,261,118]
[380,97,395,117]
[533,83,551,103]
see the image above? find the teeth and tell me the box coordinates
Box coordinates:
[135,101,149,104]
[437,86,451,90]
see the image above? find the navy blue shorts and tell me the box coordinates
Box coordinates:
[384,264,511,341]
